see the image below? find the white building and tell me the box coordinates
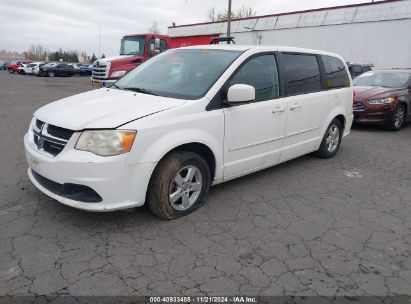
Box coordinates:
[168,0,411,69]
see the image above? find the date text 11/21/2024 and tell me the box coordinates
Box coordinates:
[149,296,257,303]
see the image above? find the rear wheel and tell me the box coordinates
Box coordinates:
[315,119,343,158]
[8,68,13,73]
[386,104,406,131]
[48,72,54,77]
[147,151,211,220]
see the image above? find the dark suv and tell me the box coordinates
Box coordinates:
[353,70,411,131]
[39,63,75,77]
[348,63,373,79]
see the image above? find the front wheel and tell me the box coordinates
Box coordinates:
[147,151,211,220]
[8,68,13,73]
[48,72,55,77]
[315,119,343,158]
[386,104,406,131]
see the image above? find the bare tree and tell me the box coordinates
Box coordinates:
[212,5,256,22]
[207,7,216,22]
[24,44,49,61]
[148,21,160,34]
[236,5,257,19]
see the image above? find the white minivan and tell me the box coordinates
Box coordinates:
[24,45,353,220]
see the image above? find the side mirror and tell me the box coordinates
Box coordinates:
[227,84,255,104]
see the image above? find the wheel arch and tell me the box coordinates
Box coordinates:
[154,142,217,182]
[321,107,348,139]
[399,101,408,116]
[334,114,346,131]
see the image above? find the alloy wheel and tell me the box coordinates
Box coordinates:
[394,106,405,129]
[326,124,340,153]
[169,165,203,211]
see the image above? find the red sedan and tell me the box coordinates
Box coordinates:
[353,70,411,131]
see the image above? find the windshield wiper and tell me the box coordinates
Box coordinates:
[122,87,158,96]
[110,84,121,89]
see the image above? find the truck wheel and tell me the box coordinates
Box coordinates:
[147,151,211,220]
[386,104,406,131]
[315,119,343,158]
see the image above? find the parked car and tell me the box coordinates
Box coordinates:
[32,62,48,76]
[0,60,6,70]
[348,63,373,79]
[17,64,28,74]
[79,64,92,76]
[38,63,75,77]
[353,69,411,131]
[24,45,353,219]
[18,62,44,75]
[68,63,81,74]
[6,60,32,73]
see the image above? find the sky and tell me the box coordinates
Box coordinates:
[0,0,378,57]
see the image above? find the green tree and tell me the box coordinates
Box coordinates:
[101,53,106,59]
[90,53,97,63]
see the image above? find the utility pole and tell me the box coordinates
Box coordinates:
[227,0,232,42]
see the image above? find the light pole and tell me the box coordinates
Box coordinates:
[98,23,101,59]
[227,0,232,40]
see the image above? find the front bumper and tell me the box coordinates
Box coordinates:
[353,102,394,125]
[90,78,116,87]
[24,133,156,211]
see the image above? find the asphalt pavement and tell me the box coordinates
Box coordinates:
[0,70,410,296]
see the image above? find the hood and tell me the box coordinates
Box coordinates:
[34,88,186,130]
[97,55,133,63]
[96,55,145,72]
[353,86,404,101]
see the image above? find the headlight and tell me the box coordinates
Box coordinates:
[111,70,126,78]
[367,97,395,104]
[75,130,136,156]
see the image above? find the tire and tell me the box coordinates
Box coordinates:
[147,151,211,220]
[8,68,13,73]
[315,119,343,158]
[48,72,54,77]
[386,104,406,131]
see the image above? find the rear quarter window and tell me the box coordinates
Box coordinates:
[322,55,350,89]
[282,53,322,95]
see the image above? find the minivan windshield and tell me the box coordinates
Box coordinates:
[353,71,410,88]
[115,49,242,100]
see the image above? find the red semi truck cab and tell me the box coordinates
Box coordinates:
[91,33,170,88]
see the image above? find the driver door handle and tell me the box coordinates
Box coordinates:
[272,106,286,113]
[290,103,301,110]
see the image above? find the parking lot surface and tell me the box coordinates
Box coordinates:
[0,70,411,296]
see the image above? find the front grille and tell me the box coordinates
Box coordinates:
[47,125,73,140]
[36,119,44,129]
[92,60,109,80]
[32,119,74,157]
[353,102,366,111]
[31,170,102,203]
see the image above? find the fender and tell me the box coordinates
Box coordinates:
[126,127,224,181]
[320,105,348,142]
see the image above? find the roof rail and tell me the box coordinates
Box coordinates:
[210,37,236,44]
